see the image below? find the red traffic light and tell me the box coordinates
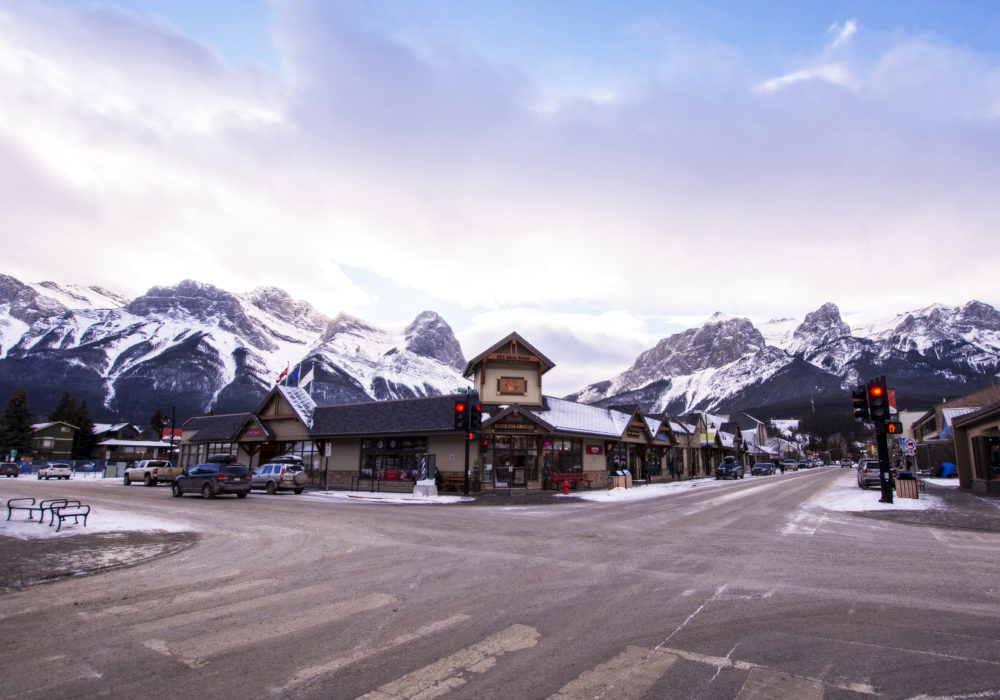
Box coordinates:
[869,385,884,398]
[455,403,466,413]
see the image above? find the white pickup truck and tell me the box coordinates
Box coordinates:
[123,459,182,486]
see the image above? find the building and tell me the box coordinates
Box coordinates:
[178,332,692,490]
[951,401,1000,494]
[31,421,78,462]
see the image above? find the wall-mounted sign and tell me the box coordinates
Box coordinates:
[493,421,536,432]
[586,445,603,455]
[245,428,263,437]
[625,428,643,439]
[497,376,528,396]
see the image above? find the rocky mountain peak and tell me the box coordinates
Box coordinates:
[244,286,328,333]
[403,311,465,370]
[788,302,851,355]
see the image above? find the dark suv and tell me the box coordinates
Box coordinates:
[0,462,18,478]
[715,456,745,480]
[172,456,251,499]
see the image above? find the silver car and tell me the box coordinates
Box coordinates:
[251,457,308,495]
[38,463,72,480]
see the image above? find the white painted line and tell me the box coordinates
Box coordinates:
[356,624,539,699]
[271,614,471,694]
[145,592,396,668]
[548,645,677,700]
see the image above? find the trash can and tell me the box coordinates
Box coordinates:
[896,471,918,499]
[608,470,628,489]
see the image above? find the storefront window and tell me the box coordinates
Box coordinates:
[971,436,1000,481]
[542,438,583,473]
[484,435,539,485]
[359,437,428,481]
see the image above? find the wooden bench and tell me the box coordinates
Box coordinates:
[439,473,466,492]
[51,504,91,532]
[551,472,592,489]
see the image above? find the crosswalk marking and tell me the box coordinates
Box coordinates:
[144,592,396,668]
[271,614,470,694]
[356,624,539,699]
[82,578,280,619]
[547,645,677,700]
[736,666,825,699]
[130,582,337,635]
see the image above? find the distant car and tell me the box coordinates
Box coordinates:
[797,460,811,470]
[782,459,797,472]
[38,463,72,480]
[0,462,19,478]
[715,456,745,480]
[750,462,774,476]
[840,459,853,468]
[171,460,251,499]
[251,456,308,495]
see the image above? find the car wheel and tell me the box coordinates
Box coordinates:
[123,473,131,486]
[266,481,276,495]
[201,483,214,499]
[294,488,303,495]
[171,482,183,498]
[861,480,869,490]
[37,474,42,480]
[236,492,248,499]
[144,474,154,487]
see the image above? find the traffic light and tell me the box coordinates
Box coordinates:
[453,401,467,430]
[886,420,903,435]
[868,377,889,422]
[470,403,482,431]
[852,385,870,420]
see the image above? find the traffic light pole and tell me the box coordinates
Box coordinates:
[875,422,893,503]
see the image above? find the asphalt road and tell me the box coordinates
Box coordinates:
[1,470,999,699]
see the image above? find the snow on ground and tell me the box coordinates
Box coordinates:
[1,470,970,540]
[299,490,471,506]
[1,506,191,540]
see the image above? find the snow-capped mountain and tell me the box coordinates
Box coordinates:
[567,301,1000,417]
[0,274,468,421]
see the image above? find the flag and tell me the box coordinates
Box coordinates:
[289,364,301,386]
[300,366,315,389]
[276,365,288,384]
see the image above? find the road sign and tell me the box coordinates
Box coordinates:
[905,438,916,455]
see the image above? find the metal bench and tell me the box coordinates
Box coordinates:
[51,504,90,533]
[6,497,37,521]
[38,499,81,526]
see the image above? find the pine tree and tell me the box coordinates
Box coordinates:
[0,388,35,459]
[48,391,78,425]
[149,409,166,434]
[73,399,96,459]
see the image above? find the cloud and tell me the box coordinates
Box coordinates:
[0,0,998,358]
[828,19,858,48]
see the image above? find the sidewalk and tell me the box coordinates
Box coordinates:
[858,481,1000,532]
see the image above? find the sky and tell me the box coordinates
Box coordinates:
[2,0,1000,396]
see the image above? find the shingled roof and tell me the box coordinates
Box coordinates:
[311,394,466,437]
[182,413,254,442]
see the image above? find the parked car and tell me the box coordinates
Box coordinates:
[1,462,19,478]
[251,456,308,495]
[124,459,183,486]
[715,456,745,480]
[750,462,774,476]
[857,459,889,489]
[797,460,811,470]
[38,462,72,480]
[781,459,797,472]
[840,459,853,468]
[171,458,251,499]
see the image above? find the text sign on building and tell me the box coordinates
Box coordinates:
[493,421,536,432]
[245,428,263,437]
[586,445,603,455]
